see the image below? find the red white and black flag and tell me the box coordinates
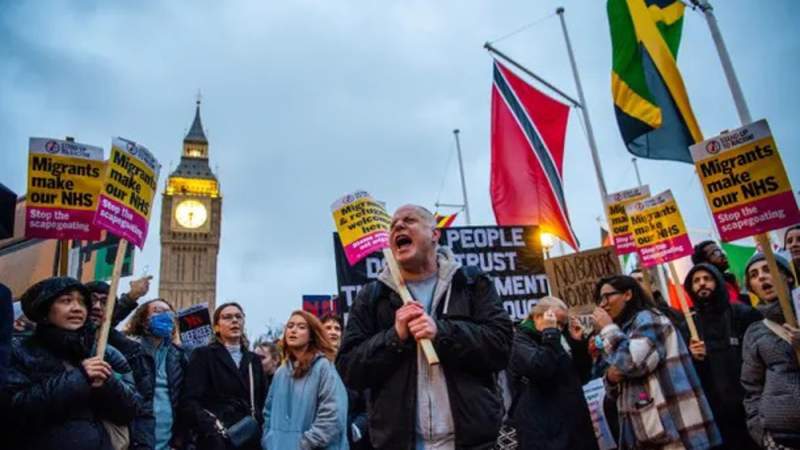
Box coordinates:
[490,59,579,250]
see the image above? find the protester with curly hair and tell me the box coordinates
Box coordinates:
[120,298,187,450]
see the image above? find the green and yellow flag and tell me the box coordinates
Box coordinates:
[608,0,702,163]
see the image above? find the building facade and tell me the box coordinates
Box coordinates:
[159,100,221,310]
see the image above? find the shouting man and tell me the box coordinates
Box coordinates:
[337,204,512,450]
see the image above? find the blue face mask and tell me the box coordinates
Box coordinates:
[148,312,175,338]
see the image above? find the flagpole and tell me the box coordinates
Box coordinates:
[693,0,800,362]
[690,0,752,124]
[556,7,608,200]
[631,157,643,186]
[452,129,472,225]
[484,42,581,108]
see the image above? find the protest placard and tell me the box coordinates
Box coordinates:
[178,303,212,350]
[331,191,391,266]
[334,225,547,322]
[331,191,439,364]
[544,246,621,314]
[625,190,692,268]
[605,186,650,255]
[93,137,161,249]
[690,119,800,242]
[26,138,105,240]
[583,378,617,450]
[93,137,160,358]
[627,190,699,340]
[302,295,340,318]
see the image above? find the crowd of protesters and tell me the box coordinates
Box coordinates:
[0,206,799,450]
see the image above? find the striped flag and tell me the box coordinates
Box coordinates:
[490,59,579,250]
[608,0,702,163]
[434,212,458,228]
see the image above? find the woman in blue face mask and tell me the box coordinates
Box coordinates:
[123,299,188,450]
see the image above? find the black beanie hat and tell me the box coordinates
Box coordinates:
[19,277,91,323]
[85,280,110,295]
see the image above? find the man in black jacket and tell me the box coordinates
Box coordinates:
[683,263,761,450]
[337,205,513,450]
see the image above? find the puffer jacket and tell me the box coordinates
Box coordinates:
[741,301,800,448]
[114,336,187,449]
[508,322,598,450]
[5,336,139,450]
[337,248,513,450]
[684,263,761,449]
[262,354,349,450]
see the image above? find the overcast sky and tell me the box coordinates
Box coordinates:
[2,0,798,337]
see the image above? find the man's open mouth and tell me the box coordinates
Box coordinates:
[395,235,413,250]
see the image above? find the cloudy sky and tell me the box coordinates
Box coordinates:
[2,0,798,337]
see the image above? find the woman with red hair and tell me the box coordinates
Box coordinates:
[261,310,349,449]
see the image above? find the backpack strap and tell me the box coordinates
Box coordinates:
[460,265,483,285]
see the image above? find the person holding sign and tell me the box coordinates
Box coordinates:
[507,297,597,450]
[682,263,761,450]
[740,253,800,449]
[4,277,139,450]
[337,205,512,450]
[591,275,721,450]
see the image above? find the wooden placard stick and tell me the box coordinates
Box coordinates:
[754,233,800,364]
[667,261,699,341]
[95,238,128,358]
[58,240,70,276]
[382,248,440,365]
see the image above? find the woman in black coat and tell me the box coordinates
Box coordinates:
[508,296,598,450]
[181,302,265,450]
[4,277,139,450]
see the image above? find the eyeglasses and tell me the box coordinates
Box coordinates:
[596,290,622,305]
[220,313,244,321]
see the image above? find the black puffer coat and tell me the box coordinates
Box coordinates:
[337,256,513,450]
[5,335,139,450]
[741,301,800,448]
[508,324,598,450]
[684,263,762,450]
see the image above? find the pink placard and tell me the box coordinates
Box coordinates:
[342,230,389,266]
[638,234,693,268]
[93,194,150,248]
[714,191,800,242]
[25,206,102,240]
[613,234,637,255]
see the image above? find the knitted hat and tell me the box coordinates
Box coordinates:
[19,277,90,323]
[744,252,794,292]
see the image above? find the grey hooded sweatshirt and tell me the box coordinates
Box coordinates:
[378,247,461,450]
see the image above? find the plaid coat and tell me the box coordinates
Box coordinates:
[600,309,721,450]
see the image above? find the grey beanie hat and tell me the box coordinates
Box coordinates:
[744,252,794,291]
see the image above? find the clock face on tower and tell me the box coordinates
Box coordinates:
[174,199,208,229]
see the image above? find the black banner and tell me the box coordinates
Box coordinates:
[334,225,547,321]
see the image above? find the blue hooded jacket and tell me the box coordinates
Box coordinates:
[262,353,349,450]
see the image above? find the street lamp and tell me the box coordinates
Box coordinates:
[540,232,555,259]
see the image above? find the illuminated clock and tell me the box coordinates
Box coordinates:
[175,199,208,229]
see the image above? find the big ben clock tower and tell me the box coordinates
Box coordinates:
[159,99,221,311]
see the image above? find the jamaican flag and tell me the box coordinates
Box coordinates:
[608,0,703,163]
